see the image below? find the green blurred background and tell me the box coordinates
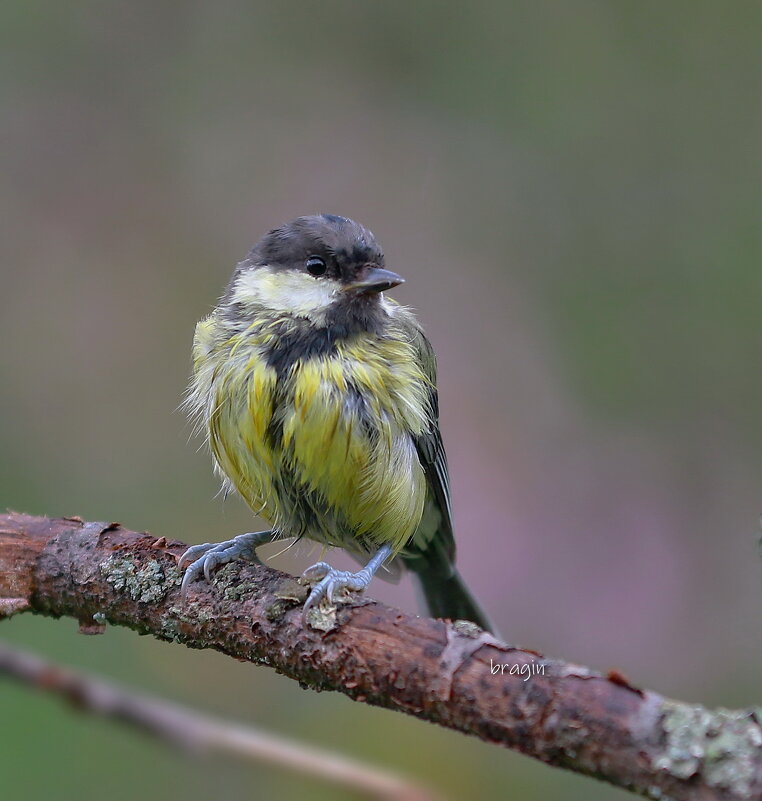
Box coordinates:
[2,2,761,799]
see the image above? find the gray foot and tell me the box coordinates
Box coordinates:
[302,544,392,615]
[179,530,274,593]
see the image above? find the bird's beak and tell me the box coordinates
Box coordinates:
[344,266,405,295]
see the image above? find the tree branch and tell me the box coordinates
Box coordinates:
[0,642,435,801]
[1,511,760,800]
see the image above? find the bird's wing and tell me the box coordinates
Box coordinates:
[399,312,456,566]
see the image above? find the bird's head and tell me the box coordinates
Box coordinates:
[225,214,404,325]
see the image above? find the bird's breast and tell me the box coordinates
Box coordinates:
[200,325,431,549]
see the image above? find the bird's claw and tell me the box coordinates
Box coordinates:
[301,563,372,615]
[300,561,333,582]
[179,532,268,594]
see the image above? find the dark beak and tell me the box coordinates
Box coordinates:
[344,266,405,295]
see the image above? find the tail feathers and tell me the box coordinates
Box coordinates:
[412,566,495,635]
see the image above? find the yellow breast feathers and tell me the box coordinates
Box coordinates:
[188,313,433,553]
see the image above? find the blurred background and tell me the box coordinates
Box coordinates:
[1,2,760,799]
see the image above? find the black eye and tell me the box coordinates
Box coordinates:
[306,256,327,276]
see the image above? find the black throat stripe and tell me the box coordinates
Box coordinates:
[264,300,387,377]
[265,323,341,376]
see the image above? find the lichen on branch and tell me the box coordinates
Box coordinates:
[1,512,760,800]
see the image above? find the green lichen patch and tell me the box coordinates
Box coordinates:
[265,599,290,621]
[222,578,260,602]
[168,602,214,625]
[452,620,482,638]
[159,608,182,641]
[653,701,762,797]
[158,601,218,643]
[200,563,256,601]
[100,555,181,604]
[305,603,338,632]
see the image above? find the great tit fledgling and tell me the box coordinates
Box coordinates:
[181,214,493,632]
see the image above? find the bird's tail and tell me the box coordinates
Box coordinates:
[406,555,496,634]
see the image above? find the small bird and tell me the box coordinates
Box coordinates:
[181,214,493,632]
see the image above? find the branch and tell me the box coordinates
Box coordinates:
[1,512,760,800]
[0,642,435,801]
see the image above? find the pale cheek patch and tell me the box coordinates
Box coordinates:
[232,267,341,322]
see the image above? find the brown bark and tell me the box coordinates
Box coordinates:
[1,511,760,800]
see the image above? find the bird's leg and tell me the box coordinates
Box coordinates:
[301,544,392,615]
[179,530,277,593]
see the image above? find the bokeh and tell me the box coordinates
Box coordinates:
[2,3,761,799]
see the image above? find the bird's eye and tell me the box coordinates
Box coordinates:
[305,256,327,277]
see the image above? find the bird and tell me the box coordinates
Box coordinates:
[180,213,493,632]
